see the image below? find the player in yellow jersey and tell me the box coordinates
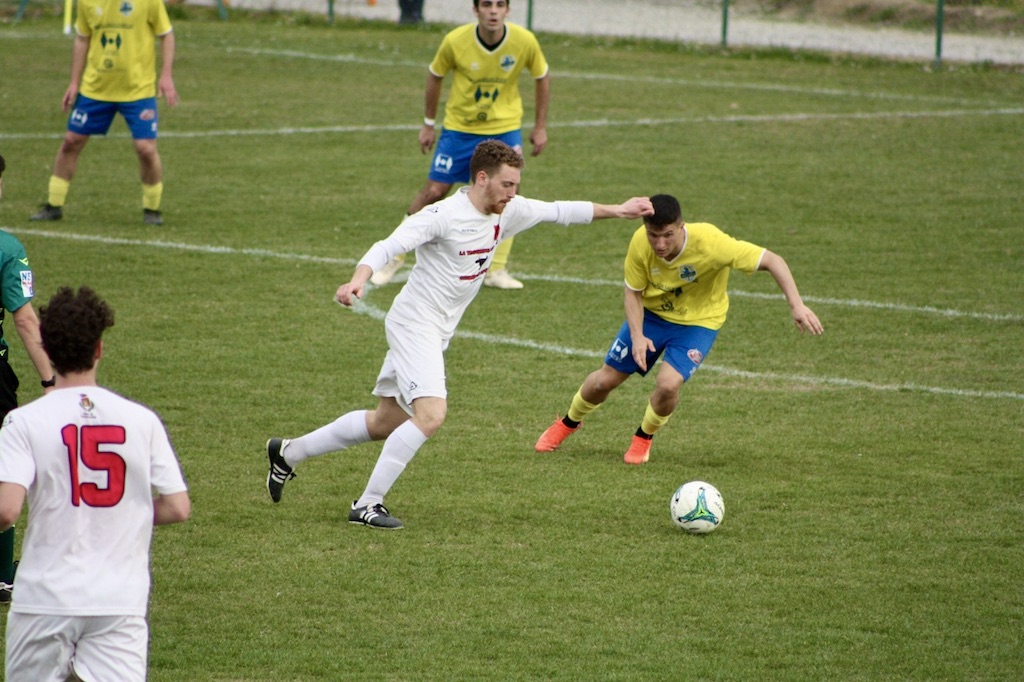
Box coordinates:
[372,0,550,290]
[30,0,178,226]
[535,194,824,464]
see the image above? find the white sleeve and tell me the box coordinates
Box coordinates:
[547,200,595,226]
[358,213,444,273]
[148,414,188,496]
[0,414,36,489]
[504,198,594,238]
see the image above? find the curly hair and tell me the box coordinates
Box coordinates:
[39,286,116,375]
[469,139,525,180]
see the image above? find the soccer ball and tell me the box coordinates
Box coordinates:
[670,481,725,534]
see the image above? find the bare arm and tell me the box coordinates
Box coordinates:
[335,264,374,307]
[154,491,190,525]
[624,287,654,372]
[591,197,654,221]
[529,75,550,156]
[0,482,26,532]
[758,250,823,335]
[11,303,55,391]
[62,34,90,112]
[419,72,444,154]
[158,31,179,107]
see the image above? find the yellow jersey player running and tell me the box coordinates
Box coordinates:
[30,0,178,226]
[536,194,824,464]
[372,0,550,290]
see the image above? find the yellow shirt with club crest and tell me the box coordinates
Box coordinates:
[624,223,765,330]
[430,22,548,135]
[75,0,173,102]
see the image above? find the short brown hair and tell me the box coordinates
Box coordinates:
[40,286,116,375]
[469,140,524,180]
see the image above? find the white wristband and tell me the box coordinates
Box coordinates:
[423,117,436,127]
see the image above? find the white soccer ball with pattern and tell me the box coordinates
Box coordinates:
[670,480,725,534]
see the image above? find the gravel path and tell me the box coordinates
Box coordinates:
[208,0,1024,65]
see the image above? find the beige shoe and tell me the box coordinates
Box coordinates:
[370,254,406,285]
[483,269,524,290]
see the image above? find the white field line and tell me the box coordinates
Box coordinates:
[4,47,1021,142]
[4,107,1022,142]
[226,48,987,106]
[9,227,1023,401]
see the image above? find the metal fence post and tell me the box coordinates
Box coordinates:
[722,0,730,47]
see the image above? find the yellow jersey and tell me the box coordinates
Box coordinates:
[75,0,173,102]
[624,223,765,330]
[430,22,548,135]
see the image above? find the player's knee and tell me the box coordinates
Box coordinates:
[651,382,681,409]
[424,183,451,205]
[59,134,87,155]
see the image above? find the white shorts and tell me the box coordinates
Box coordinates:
[373,319,448,415]
[5,612,148,682]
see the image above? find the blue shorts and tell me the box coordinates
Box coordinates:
[428,129,523,184]
[68,95,159,139]
[604,309,718,380]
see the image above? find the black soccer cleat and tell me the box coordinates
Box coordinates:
[29,204,62,221]
[266,438,294,503]
[143,209,164,226]
[348,500,403,529]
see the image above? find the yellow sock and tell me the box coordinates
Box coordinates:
[640,401,671,436]
[567,389,600,423]
[47,175,70,207]
[491,236,514,271]
[142,182,163,211]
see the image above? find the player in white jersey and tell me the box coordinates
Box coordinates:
[265,140,652,529]
[372,0,551,290]
[0,286,190,682]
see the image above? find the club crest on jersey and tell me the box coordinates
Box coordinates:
[79,394,97,418]
[474,86,500,104]
[119,1,133,17]
[500,55,516,71]
[678,265,697,282]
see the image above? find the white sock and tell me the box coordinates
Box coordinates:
[285,410,371,468]
[356,420,427,507]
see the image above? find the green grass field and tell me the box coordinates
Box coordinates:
[1,12,1022,681]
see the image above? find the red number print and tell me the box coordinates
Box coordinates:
[61,424,127,508]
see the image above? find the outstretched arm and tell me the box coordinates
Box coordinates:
[759,250,823,335]
[592,197,654,221]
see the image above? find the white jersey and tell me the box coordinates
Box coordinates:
[0,386,187,617]
[360,187,594,340]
